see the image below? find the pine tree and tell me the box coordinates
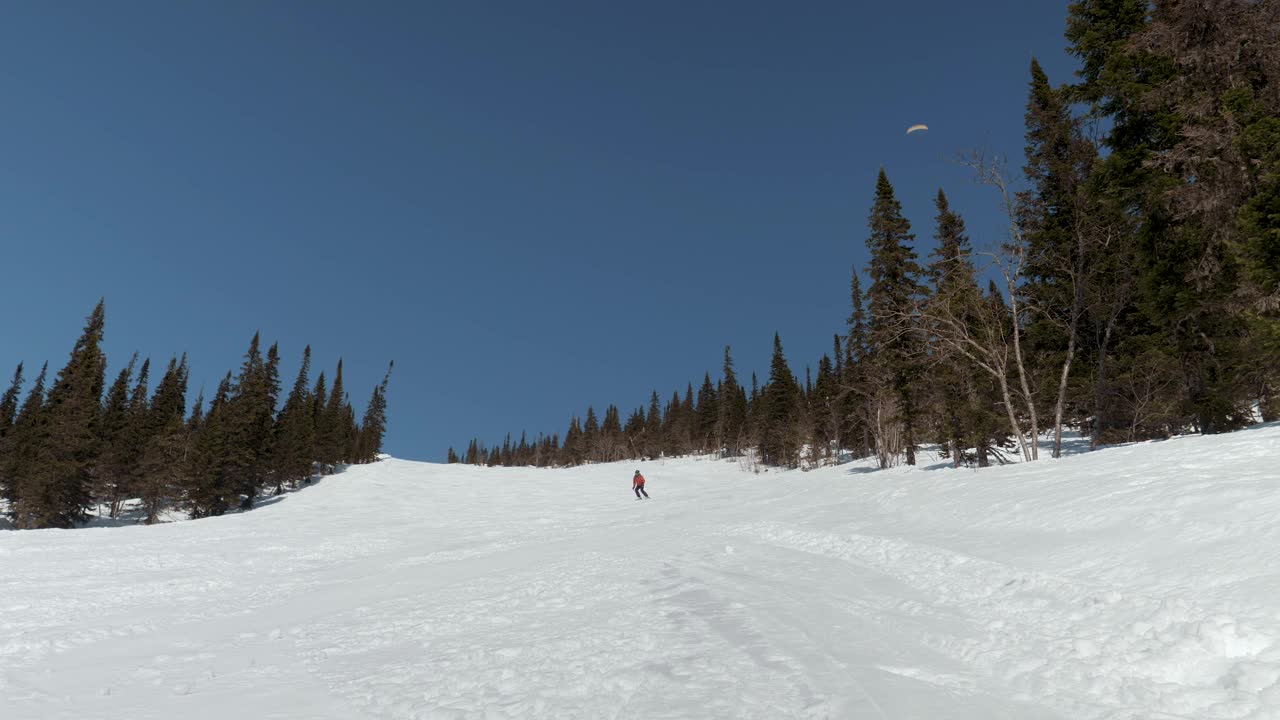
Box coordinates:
[0,363,24,510]
[19,301,106,528]
[188,390,205,432]
[623,407,645,456]
[717,347,747,456]
[759,333,801,466]
[644,390,663,458]
[923,190,1007,466]
[1021,58,1107,457]
[1,363,43,515]
[843,271,872,458]
[355,362,392,463]
[261,342,282,478]
[582,406,600,462]
[93,355,136,517]
[663,391,683,457]
[1064,0,1275,435]
[273,346,316,492]
[695,372,718,453]
[562,417,583,465]
[864,171,926,466]
[0,363,22,443]
[226,335,264,508]
[137,357,189,523]
[318,359,349,468]
[811,354,838,462]
[186,372,234,517]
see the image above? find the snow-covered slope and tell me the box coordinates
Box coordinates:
[3,425,1280,720]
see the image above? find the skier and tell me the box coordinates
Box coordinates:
[632,470,649,500]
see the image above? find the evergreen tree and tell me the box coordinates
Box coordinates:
[1065,0,1277,435]
[623,406,645,455]
[1,363,44,514]
[188,390,205,432]
[0,362,22,509]
[1021,58,1108,457]
[864,171,926,466]
[18,302,106,528]
[923,190,1007,466]
[186,372,233,517]
[562,416,584,465]
[0,362,22,443]
[273,346,316,492]
[843,271,872,458]
[759,333,801,466]
[811,354,838,462]
[93,355,136,517]
[717,347,747,456]
[695,372,719,453]
[600,404,623,461]
[222,334,278,510]
[318,359,348,468]
[356,362,392,463]
[582,405,600,461]
[662,391,683,457]
[644,390,663,458]
[137,357,189,523]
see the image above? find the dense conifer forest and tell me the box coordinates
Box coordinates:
[453,0,1280,470]
[0,301,392,529]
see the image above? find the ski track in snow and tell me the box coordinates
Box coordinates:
[2,424,1280,719]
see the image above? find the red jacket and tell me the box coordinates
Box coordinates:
[633,473,646,487]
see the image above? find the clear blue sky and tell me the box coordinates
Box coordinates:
[0,2,1077,461]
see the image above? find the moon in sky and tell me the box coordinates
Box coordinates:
[906,124,929,134]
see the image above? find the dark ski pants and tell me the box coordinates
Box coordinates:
[634,485,649,498]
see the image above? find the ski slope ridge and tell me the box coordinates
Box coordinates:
[3,424,1280,719]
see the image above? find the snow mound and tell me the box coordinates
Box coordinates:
[3,424,1280,719]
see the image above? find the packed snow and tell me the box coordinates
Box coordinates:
[3,424,1280,719]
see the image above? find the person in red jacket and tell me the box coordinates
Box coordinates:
[632,470,649,499]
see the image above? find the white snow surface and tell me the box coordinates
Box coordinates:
[4,425,1280,720]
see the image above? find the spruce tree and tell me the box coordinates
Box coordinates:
[0,363,22,443]
[923,190,1006,466]
[318,359,349,468]
[1022,58,1106,457]
[137,357,189,523]
[0,363,24,507]
[93,355,136,517]
[310,371,328,462]
[188,390,205,432]
[695,372,719,453]
[273,346,316,492]
[811,354,838,462]
[226,336,263,508]
[759,333,800,466]
[582,406,600,462]
[624,407,645,455]
[355,362,392,463]
[1,363,44,515]
[1064,0,1274,435]
[600,404,623,461]
[186,372,234,517]
[644,390,663,458]
[562,417,583,465]
[717,347,747,456]
[22,301,106,528]
[843,271,872,458]
[663,391,683,457]
[864,170,926,466]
